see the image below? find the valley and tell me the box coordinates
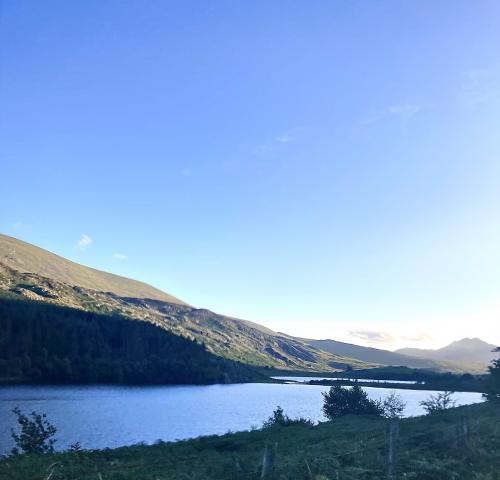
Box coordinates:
[3,4,500,479]
[0,234,492,382]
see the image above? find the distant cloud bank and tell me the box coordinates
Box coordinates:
[347,329,434,347]
[349,330,395,345]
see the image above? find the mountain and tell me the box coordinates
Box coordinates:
[298,338,478,373]
[0,296,261,384]
[397,338,498,367]
[300,338,447,369]
[0,234,372,373]
[0,234,185,304]
[3,234,488,377]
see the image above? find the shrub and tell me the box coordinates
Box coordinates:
[322,385,383,421]
[68,441,82,452]
[263,406,314,428]
[382,391,406,419]
[10,407,57,455]
[420,391,456,415]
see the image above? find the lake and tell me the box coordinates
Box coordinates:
[0,383,484,455]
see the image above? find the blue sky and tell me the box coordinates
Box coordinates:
[1,1,500,349]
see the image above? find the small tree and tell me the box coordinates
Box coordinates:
[263,406,313,428]
[420,391,456,415]
[10,407,57,455]
[322,385,383,421]
[382,391,406,419]
[68,441,82,452]
[263,406,288,427]
[485,347,500,401]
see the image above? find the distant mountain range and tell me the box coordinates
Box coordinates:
[396,338,498,367]
[302,338,497,374]
[0,233,496,379]
[299,338,460,371]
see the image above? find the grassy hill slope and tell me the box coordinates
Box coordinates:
[0,234,185,304]
[0,260,372,372]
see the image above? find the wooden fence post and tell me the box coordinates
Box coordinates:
[462,415,470,451]
[387,419,399,480]
[261,442,277,479]
[462,416,469,438]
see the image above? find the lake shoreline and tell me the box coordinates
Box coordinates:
[0,371,487,393]
[0,383,485,455]
[2,402,498,480]
[303,379,486,393]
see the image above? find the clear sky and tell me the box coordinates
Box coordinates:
[1,1,500,350]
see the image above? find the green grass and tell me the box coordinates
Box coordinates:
[2,402,500,480]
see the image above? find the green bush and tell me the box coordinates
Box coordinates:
[263,406,314,428]
[382,391,406,418]
[322,385,383,420]
[420,391,456,414]
[10,407,57,455]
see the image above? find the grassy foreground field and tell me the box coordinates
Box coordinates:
[1,402,499,480]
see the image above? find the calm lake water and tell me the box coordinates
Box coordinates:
[0,383,484,454]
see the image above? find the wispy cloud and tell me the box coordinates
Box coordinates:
[77,234,92,251]
[180,168,192,177]
[387,104,421,119]
[401,333,433,344]
[275,134,294,144]
[365,103,423,130]
[253,144,274,157]
[112,253,127,261]
[253,127,302,156]
[459,67,498,107]
[349,329,433,347]
[349,330,395,345]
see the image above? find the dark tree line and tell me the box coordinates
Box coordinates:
[0,296,259,385]
[486,347,500,400]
